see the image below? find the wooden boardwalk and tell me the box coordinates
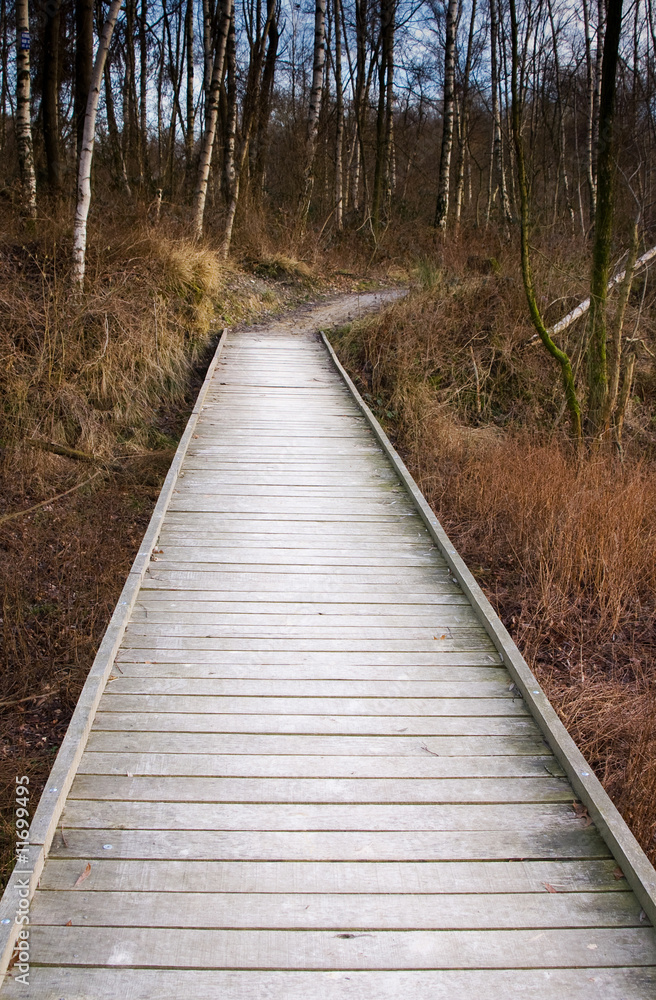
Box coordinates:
[2,296,656,997]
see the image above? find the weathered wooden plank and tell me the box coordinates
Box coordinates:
[146,548,441,567]
[76,752,565,780]
[104,676,512,697]
[115,649,502,666]
[135,593,472,608]
[129,611,482,628]
[118,636,496,652]
[59,800,591,833]
[123,624,489,640]
[27,925,654,968]
[35,858,627,894]
[31,889,644,929]
[112,663,504,681]
[97,693,525,716]
[4,967,655,1000]
[144,565,446,583]
[84,731,549,756]
[91,712,537,737]
[46,826,610,861]
[68,774,573,803]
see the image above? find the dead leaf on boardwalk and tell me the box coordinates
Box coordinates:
[65,920,72,926]
[543,882,558,893]
[613,866,626,880]
[572,801,592,827]
[73,863,92,888]
[433,634,446,640]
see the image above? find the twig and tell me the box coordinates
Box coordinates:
[0,691,55,710]
[0,470,103,526]
[26,438,95,464]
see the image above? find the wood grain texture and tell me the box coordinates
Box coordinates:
[3,968,655,1000]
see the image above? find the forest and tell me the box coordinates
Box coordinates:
[1,0,656,882]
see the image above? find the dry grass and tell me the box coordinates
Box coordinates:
[332,260,656,863]
[0,219,226,467]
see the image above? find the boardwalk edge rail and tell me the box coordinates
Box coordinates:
[321,329,656,927]
[0,330,228,976]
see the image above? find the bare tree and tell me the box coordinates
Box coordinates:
[72,0,124,288]
[454,0,479,234]
[586,0,625,439]
[334,0,344,229]
[15,0,36,217]
[193,0,233,238]
[299,0,327,226]
[74,0,94,160]
[434,0,459,228]
[42,0,62,193]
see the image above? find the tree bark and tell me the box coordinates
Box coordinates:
[582,0,596,220]
[252,13,279,196]
[74,0,94,161]
[42,0,62,193]
[139,0,148,183]
[586,0,624,439]
[299,0,327,226]
[221,0,276,254]
[454,0,477,233]
[434,0,458,228]
[221,8,238,255]
[16,0,36,217]
[104,56,132,195]
[185,0,195,173]
[72,0,123,289]
[334,0,344,229]
[193,0,233,238]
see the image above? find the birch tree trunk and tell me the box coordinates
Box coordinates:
[434,0,458,229]
[15,0,36,218]
[192,0,233,238]
[42,0,62,193]
[582,0,597,220]
[220,9,239,256]
[221,0,275,255]
[72,0,123,290]
[454,0,478,233]
[185,0,195,173]
[299,0,327,226]
[586,0,624,439]
[547,0,574,230]
[334,0,344,230]
[139,0,148,184]
[74,0,94,161]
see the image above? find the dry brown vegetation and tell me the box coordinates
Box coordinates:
[332,234,656,864]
